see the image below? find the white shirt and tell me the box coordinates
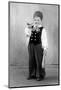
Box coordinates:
[25,25,48,50]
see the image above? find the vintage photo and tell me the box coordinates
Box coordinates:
[8,2,60,88]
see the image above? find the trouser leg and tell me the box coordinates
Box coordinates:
[34,44,44,78]
[28,43,35,76]
[32,53,37,77]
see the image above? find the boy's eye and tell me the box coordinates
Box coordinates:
[34,19,39,22]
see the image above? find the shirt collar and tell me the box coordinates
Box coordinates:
[38,24,42,28]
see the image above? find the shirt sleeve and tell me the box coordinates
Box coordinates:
[41,28,48,50]
[25,27,31,37]
[24,27,31,46]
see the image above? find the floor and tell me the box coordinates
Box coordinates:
[9,64,59,88]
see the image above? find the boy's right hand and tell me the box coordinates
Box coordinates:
[27,23,33,29]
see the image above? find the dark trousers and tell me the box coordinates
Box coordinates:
[28,43,44,78]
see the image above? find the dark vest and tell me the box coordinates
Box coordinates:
[29,27,43,45]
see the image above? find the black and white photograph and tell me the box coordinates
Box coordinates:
[8,1,60,88]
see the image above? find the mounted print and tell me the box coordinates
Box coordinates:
[8,1,60,88]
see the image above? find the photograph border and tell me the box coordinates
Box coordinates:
[8,1,60,88]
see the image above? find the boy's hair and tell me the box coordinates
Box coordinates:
[33,11,43,21]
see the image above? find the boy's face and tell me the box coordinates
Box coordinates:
[33,16,42,27]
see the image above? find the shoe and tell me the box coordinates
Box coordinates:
[36,77,44,81]
[31,75,36,79]
[27,76,32,80]
[27,75,36,80]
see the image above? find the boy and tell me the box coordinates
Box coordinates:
[25,11,48,81]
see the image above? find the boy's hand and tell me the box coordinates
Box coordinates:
[27,23,33,29]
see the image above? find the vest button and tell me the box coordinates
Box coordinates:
[34,39,36,40]
[31,32,33,35]
[31,38,33,40]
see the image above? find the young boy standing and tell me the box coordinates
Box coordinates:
[25,11,48,81]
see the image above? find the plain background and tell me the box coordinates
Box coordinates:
[10,2,58,67]
[0,0,61,90]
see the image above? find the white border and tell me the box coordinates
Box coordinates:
[0,0,61,90]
